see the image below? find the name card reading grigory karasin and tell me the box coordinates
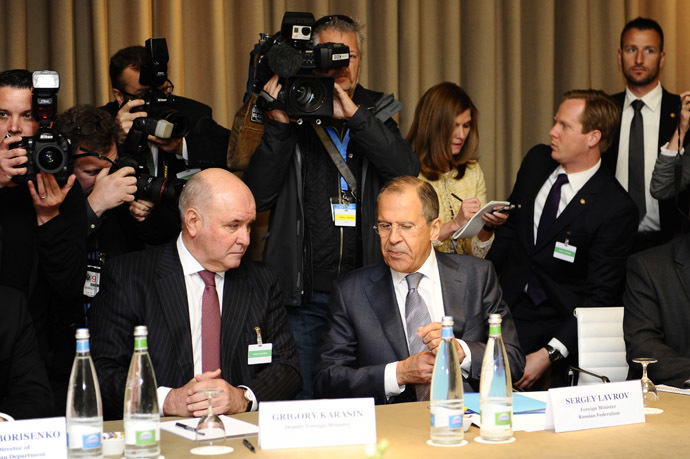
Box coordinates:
[259,398,376,450]
[546,380,645,433]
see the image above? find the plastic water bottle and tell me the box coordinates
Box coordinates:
[479,313,513,441]
[123,326,160,458]
[66,328,103,458]
[429,316,464,445]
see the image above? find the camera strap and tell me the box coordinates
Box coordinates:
[312,123,358,200]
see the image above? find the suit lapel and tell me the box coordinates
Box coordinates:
[674,236,690,304]
[659,88,679,149]
[220,264,252,375]
[522,161,558,253]
[365,264,409,361]
[437,253,468,336]
[155,243,194,379]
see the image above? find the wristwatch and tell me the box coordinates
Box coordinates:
[545,344,563,362]
[242,387,253,412]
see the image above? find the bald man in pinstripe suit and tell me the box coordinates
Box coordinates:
[90,169,300,420]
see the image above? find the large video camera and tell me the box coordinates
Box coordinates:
[11,71,71,185]
[253,11,350,122]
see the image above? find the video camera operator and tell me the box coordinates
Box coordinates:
[0,69,86,415]
[101,43,231,181]
[243,13,419,399]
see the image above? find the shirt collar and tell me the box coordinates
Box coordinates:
[552,159,601,194]
[176,233,226,279]
[390,246,439,286]
[624,81,662,112]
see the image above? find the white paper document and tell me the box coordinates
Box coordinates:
[452,201,510,239]
[161,415,258,441]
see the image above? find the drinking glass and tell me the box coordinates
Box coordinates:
[632,358,662,415]
[190,390,233,455]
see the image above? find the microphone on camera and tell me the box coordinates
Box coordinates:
[265,41,303,78]
[133,117,174,139]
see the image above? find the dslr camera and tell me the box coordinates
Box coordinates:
[254,11,350,122]
[110,155,185,209]
[122,37,191,160]
[11,70,71,185]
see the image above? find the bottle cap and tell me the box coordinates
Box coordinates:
[133,325,148,336]
[441,316,454,327]
[75,328,90,340]
[488,314,502,326]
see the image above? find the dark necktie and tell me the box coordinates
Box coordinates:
[199,270,221,372]
[528,173,569,305]
[629,99,646,221]
[405,272,432,400]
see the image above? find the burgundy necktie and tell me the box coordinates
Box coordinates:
[199,270,221,372]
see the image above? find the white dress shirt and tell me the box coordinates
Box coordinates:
[530,161,600,357]
[615,82,663,232]
[383,249,472,398]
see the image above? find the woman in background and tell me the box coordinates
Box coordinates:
[407,82,506,257]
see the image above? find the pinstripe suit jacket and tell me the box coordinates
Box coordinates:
[90,241,301,419]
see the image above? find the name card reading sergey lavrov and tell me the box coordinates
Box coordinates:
[545,380,645,432]
[0,416,67,458]
[258,398,376,450]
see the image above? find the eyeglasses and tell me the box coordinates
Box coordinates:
[73,118,113,137]
[119,79,175,101]
[373,222,418,237]
[315,14,355,28]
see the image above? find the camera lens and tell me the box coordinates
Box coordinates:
[288,77,326,113]
[36,145,67,174]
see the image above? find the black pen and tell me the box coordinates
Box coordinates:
[451,193,463,202]
[243,438,256,453]
[175,422,204,435]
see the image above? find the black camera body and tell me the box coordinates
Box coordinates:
[129,38,190,140]
[12,71,71,185]
[110,156,184,209]
[253,11,350,121]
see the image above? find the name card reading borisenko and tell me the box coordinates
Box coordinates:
[545,380,644,433]
[259,398,376,450]
[0,417,67,459]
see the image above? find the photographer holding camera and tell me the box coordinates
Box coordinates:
[101,44,230,180]
[0,69,86,415]
[243,14,419,399]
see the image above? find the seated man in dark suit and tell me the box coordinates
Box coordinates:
[623,232,690,388]
[0,285,53,420]
[90,168,300,419]
[313,176,524,404]
[487,90,639,390]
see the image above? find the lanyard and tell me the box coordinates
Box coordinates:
[326,127,351,192]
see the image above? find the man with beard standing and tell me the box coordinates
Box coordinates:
[604,17,687,252]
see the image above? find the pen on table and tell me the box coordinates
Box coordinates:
[175,422,204,435]
[243,438,256,453]
[451,193,463,203]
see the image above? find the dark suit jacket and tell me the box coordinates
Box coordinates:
[623,233,690,387]
[100,95,230,172]
[487,144,638,353]
[312,252,525,404]
[90,241,301,419]
[603,88,686,242]
[0,286,53,420]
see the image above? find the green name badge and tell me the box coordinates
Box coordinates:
[554,241,576,263]
[248,343,273,365]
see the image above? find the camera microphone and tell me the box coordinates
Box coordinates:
[265,41,303,78]
[132,117,174,139]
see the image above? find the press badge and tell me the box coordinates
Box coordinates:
[553,241,577,263]
[331,202,356,227]
[83,264,101,297]
[248,327,272,364]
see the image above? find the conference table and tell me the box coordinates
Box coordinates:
[104,392,690,458]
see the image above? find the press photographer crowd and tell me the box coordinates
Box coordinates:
[1,11,690,458]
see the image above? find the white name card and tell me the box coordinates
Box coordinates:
[258,398,376,450]
[545,380,645,432]
[0,416,67,458]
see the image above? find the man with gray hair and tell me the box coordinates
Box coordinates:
[90,168,300,419]
[244,14,419,399]
[313,176,524,404]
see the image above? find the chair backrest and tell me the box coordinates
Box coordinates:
[574,306,628,385]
